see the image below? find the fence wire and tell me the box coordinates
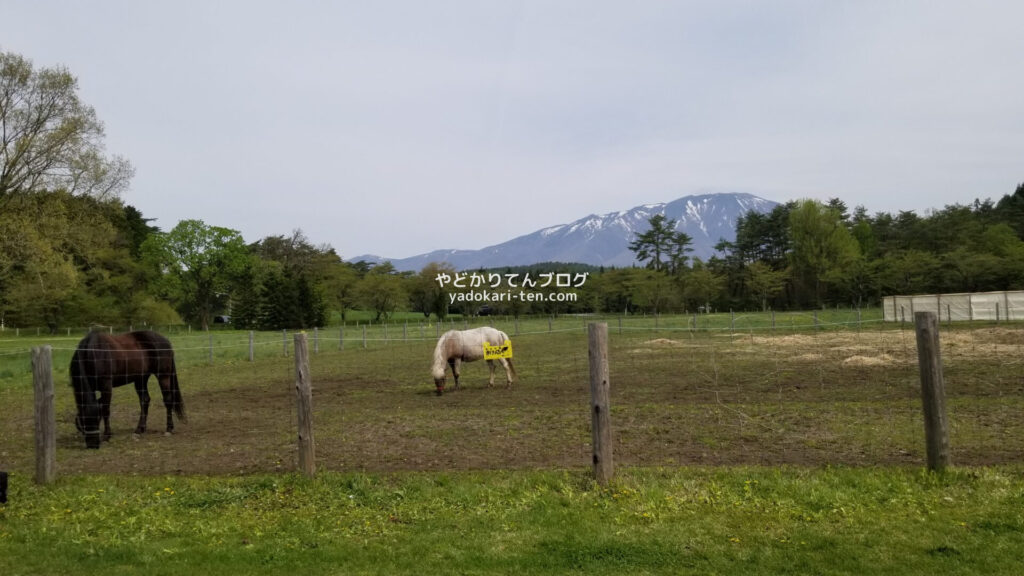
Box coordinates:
[1,314,1022,477]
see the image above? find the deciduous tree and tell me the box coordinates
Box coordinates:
[787,200,860,307]
[141,220,249,330]
[356,263,406,322]
[0,51,132,200]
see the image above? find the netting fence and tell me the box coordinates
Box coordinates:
[884,290,1024,322]
[2,310,1023,480]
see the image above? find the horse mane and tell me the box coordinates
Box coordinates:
[431,331,456,379]
[71,331,105,383]
[70,332,104,428]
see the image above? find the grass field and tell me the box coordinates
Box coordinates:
[1,310,1023,573]
[2,467,1024,575]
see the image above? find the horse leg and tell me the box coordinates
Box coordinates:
[159,375,175,435]
[134,377,151,434]
[487,359,496,387]
[500,358,514,388]
[449,358,462,390]
[100,386,113,441]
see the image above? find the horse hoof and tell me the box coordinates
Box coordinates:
[164,431,173,437]
[132,434,140,441]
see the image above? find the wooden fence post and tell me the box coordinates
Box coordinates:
[914,311,950,472]
[32,346,56,485]
[248,331,255,362]
[588,323,613,485]
[293,333,316,477]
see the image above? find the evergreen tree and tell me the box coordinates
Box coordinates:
[995,182,1024,239]
[629,214,692,273]
[230,264,263,330]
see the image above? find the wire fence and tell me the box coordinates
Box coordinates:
[2,311,1023,478]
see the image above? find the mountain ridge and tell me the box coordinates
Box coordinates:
[351,192,778,272]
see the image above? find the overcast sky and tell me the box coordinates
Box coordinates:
[2,1,1022,258]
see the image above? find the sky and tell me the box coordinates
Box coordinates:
[2,1,1023,259]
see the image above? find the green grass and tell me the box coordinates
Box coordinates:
[2,466,1023,575]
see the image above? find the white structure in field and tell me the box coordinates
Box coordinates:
[883,291,1024,322]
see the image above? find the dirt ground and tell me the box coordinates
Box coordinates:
[4,326,1023,476]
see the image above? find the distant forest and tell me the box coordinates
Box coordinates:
[3,49,1023,330]
[5,183,1022,331]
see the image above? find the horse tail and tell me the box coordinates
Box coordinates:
[142,330,186,423]
[498,330,517,382]
[169,356,186,423]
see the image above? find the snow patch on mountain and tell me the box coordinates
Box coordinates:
[349,193,778,271]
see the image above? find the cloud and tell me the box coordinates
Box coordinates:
[2,1,1022,258]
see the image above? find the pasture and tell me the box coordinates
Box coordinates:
[2,310,1024,573]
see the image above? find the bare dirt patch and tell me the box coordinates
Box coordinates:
[4,326,1023,476]
[843,355,895,366]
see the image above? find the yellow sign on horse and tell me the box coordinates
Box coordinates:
[483,340,513,360]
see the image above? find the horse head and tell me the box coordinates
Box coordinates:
[432,367,447,395]
[73,394,101,449]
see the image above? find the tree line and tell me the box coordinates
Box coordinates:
[620,192,1024,315]
[3,49,1022,330]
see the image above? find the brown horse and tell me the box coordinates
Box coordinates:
[70,330,186,449]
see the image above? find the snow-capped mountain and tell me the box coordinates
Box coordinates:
[351,192,778,272]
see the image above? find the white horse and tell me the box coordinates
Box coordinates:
[431,327,517,395]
